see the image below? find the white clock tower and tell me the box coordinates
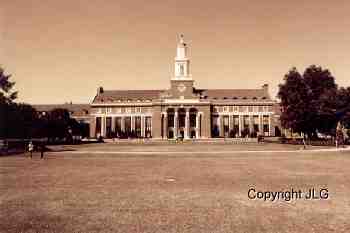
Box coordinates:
[170,34,194,99]
[173,34,192,80]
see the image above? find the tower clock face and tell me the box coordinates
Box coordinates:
[177,83,186,93]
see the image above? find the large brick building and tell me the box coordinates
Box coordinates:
[90,35,280,139]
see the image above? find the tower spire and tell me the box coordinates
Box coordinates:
[173,34,191,80]
[179,34,185,44]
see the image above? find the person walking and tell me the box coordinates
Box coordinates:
[40,143,45,159]
[28,141,34,158]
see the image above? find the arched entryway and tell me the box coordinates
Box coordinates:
[166,108,175,139]
[189,108,198,138]
[177,108,186,139]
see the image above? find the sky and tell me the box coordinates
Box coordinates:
[1,0,350,104]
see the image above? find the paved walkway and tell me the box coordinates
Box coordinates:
[52,146,350,155]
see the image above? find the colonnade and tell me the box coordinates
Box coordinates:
[95,114,152,138]
[162,108,202,139]
[213,114,272,137]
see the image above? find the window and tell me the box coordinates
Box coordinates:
[223,106,229,112]
[145,117,152,138]
[234,106,239,112]
[223,116,229,137]
[211,115,220,138]
[126,108,131,113]
[168,114,174,127]
[135,107,141,113]
[253,116,259,132]
[179,64,184,75]
[190,113,196,127]
[135,116,142,137]
[106,117,112,137]
[106,107,112,114]
[124,117,131,133]
[263,115,269,134]
[243,116,250,128]
[115,117,122,134]
[95,117,102,137]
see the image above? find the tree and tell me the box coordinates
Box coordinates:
[278,65,338,138]
[277,67,311,136]
[0,102,38,139]
[47,108,71,141]
[336,87,350,128]
[0,67,17,104]
[0,67,20,138]
[303,65,338,135]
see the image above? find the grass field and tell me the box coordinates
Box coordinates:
[1,143,350,233]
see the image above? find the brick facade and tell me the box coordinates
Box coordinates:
[89,35,280,139]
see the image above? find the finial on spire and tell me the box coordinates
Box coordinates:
[179,34,185,44]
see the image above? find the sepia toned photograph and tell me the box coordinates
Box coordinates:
[1,0,350,232]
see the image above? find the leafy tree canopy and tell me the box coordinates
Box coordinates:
[0,67,17,104]
[278,65,338,137]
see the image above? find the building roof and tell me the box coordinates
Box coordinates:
[33,104,90,117]
[92,90,164,103]
[197,88,271,101]
[92,87,271,103]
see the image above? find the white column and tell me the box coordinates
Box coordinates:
[217,115,221,137]
[101,116,106,137]
[228,115,231,135]
[141,115,145,137]
[111,117,115,134]
[259,114,263,134]
[238,115,242,137]
[121,116,125,132]
[268,114,271,136]
[185,110,189,139]
[174,112,178,138]
[149,117,152,137]
[163,113,168,139]
[195,113,199,138]
[131,116,134,131]
[249,115,253,135]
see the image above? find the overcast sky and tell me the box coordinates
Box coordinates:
[1,0,350,104]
